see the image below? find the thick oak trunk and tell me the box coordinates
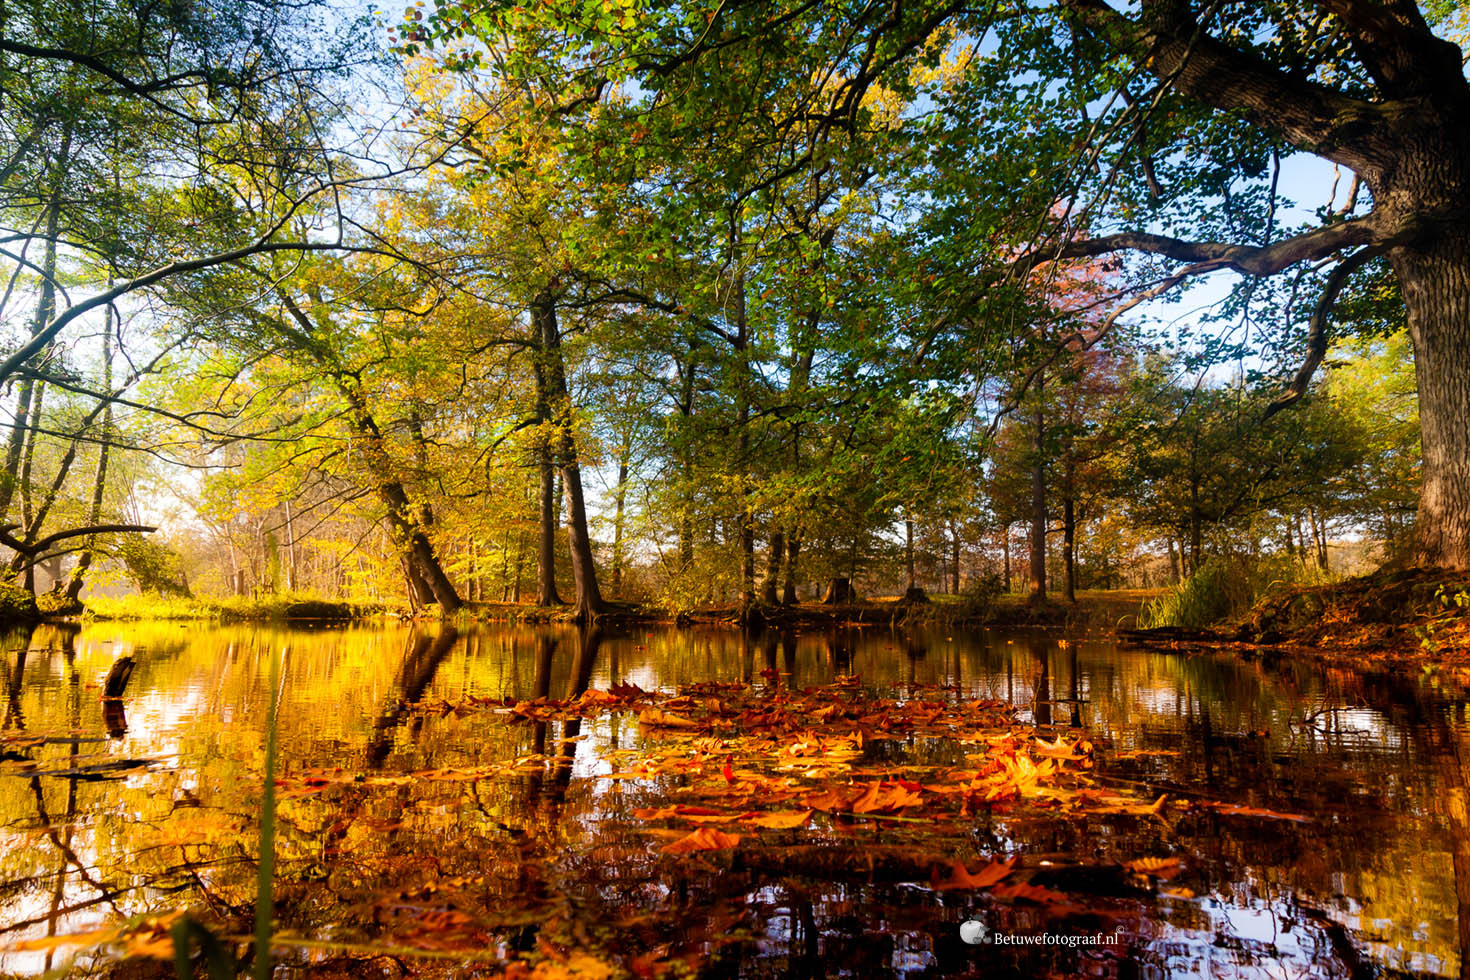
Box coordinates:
[1393,228,1470,570]
[536,446,563,606]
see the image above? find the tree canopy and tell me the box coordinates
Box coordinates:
[0,0,1460,610]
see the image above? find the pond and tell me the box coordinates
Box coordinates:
[1,621,1466,978]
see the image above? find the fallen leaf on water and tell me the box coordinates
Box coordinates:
[632,806,679,820]
[634,805,736,822]
[639,708,701,730]
[851,780,924,814]
[1033,735,1091,759]
[681,813,746,824]
[1199,801,1310,822]
[527,951,621,979]
[1125,856,1183,878]
[930,856,1016,891]
[802,788,850,812]
[661,827,740,855]
[992,881,1070,904]
[742,809,813,830]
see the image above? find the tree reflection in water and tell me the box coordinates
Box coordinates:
[0,621,1465,977]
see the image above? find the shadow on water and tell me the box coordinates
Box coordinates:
[1,620,1468,977]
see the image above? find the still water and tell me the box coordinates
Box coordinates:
[2,621,1467,978]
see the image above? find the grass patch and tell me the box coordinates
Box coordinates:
[1140,557,1337,630]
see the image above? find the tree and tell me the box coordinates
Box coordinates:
[1109,362,1368,570]
[413,1,1470,570]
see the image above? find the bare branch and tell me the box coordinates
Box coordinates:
[1264,244,1389,418]
[1012,210,1397,279]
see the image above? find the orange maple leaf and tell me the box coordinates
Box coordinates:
[930,856,1016,891]
[661,827,740,855]
[742,809,813,829]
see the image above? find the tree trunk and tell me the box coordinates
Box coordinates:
[904,517,915,591]
[344,399,460,611]
[902,516,927,604]
[1308,507,1329,571]
[533,292,603,621]
[560,456,604,621]
[821,577,854,604]
[404,558,434,608]
[274,291,460,610]
[285,500,299,592]
[18,381,46,577]
[676,340,698,573]
[611,441,629,594]
[64,381,110,598]
[0,123,69,525]
[950,521,961,594]
[1062,490,1077,604]
[781,533,801,605]
[1187,435,1203,576]
[762,527,783,605]
[1001,524,1011,592]
[512,531,525,603]
[536,445,562,606]
[1390,214,1470,568]
[732,267,755,610]
[1028,406,1047,602]
[533,342,564,608]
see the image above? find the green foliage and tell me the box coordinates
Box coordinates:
[1415,585,1470,655]
[35,590,84,616]
[116,537,193,598]
[0,583,40,624]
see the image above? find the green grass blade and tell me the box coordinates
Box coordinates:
[254,644,284,980]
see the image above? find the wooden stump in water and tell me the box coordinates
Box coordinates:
[102,656,135,699]
[901,586,929,605]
